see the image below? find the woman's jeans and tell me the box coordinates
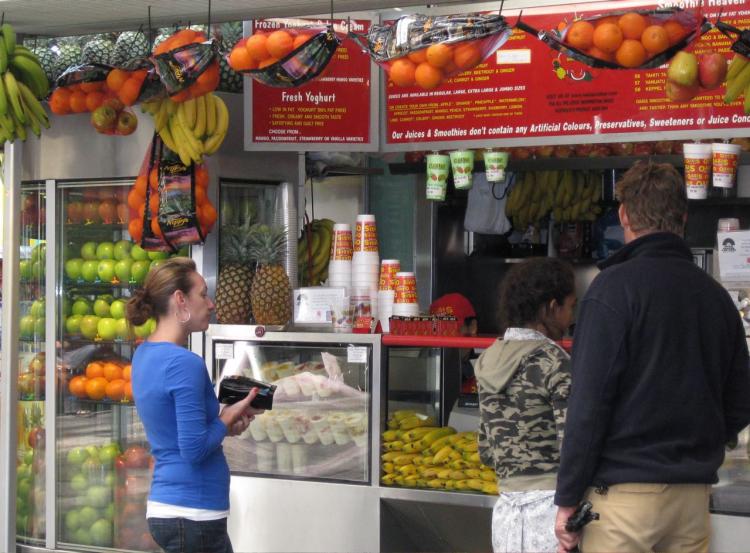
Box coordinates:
[148,517,233,553]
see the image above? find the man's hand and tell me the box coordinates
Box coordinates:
[220,388,265,436]
[555,505,580,552]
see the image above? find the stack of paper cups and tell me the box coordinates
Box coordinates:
[328,223,353,289]
[392,271,419,316]
[352,214,380,319]
[378,259,400,332]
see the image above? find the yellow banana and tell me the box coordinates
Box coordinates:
[725,62,750,103]
[401,441,426,454]
[437,468,452,480]
[464,468,482,479]
[421,467,440,479]
[382,430,399,442]
[481,470,496,482]
[205,92,217,136]
[383,440,404,452]
[433,445,455,465]
[466,479,484,491]
[419,427,456,447]
[4,71,24,124]
[182,97,197,129]
[382,462,395,474]
[428,435,455,455]
[448,459,472,470]
[381,473,396,486]
[399,415,436,430]
[397,464,417,476]
[426,479,445,489]
[393,453,419,466]
[169,116,196,166]
[193,94,207,139]
[402,426,440,442]
[176,106,204,157]
[203,94,229,155]
[382,451,401,462]
[454,480,469,491]
[482,482,498,495]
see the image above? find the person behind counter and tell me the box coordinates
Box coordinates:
[126,257,264,553]
[476,257,576,553]
[554,162,750,553]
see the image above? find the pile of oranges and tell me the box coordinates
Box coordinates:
[563,13,688,68]
[68,359,133,402]
[227,29,314,71]
[67,187,128,225]
[154,29,220,102]
[48,69,148,115]
[387,39,484,90]
[126,164,216,244]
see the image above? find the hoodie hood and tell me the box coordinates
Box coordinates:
[476,338,549,394]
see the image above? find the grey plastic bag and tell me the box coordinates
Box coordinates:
[463,172,512,235]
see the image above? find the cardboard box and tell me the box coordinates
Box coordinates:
[717,230,750,280]
[293,287,348,325]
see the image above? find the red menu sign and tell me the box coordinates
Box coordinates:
[246,18,376,151]
[385,1,750,149]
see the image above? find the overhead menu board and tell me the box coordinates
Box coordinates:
[245,18,378,152]
[384,0,750,150]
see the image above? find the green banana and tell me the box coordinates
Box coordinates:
[727,53,750,82]
[10,53,48,99]
[9,108,26,141]
[4,71,24,124]
[16,82,48,128]
[0,40,7,74]
[725,62,750,104]
[1,23,15,57]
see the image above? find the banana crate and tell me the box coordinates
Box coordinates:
[380,410,498,495]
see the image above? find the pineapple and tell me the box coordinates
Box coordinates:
[249,225,292,326]
[215,222,257,324]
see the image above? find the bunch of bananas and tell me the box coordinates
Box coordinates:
[141,92,228,166]
[505,170,602,229]
[724,53,750,112]
[0,23,50,142]
[380,410,497,494]
[298,218,334,286]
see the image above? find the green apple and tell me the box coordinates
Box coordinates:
[65,314,82,335]
[103,501,115,520]
[77,505,97,528]
[16,477,31,502]
[72,298,91,316]
[113,240,132,261]
[99,442,120,464]
[81,241,98,261]
[80,315,100,340]
[130,244,148,261]
[115,318,132,340]
[97,259,116,283]
[33,317,45,339]
[96,242,115,260]
[29,299,45,318]
[65,258,84,280]
[64,509,81,533]
[66,447,88,467]
[70,472,87,492]
[109,299,126,320]
[89,518,112,546]
[175,246,190,257]
[73,527,91,545]
[131,260,150,285]
[134,320,152,338]
[17,463,31,480]
[97,318,118,341]
[114,258,133,283]
[81,260,99,283]
[20,315,35,339]
[85,445,100,461]
[19,259,32,281]
[22,449,33,466]
[93,298,110,318]
[31,243,46,262]
[150,259,168,271]
[86,485,110,508]
[31,260,45,280]
[62,297,72,317]
[16,513,28,535]
[147,250,170,261]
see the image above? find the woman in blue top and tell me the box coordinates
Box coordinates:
[126,257,262,553]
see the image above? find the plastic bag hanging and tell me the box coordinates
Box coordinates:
[349,13,510,90]
[228,25,340,88]
[515,7,710,70]
[151,31,220,101]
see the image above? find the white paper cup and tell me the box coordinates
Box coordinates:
[255,443,275,472]
[329,413,351,445]
[276,442,292,472]
[277,412,301,443]
[712,142,742,189]
[352,251,380,264]
[291,444,308,475]
[311,414,334,445]
[330,225,353,262]
[248,417,267,441]
[264,415,284,442]
[392,303,419,316]
[683,143,712,199]
[328,259,352,273]
[378,289,396,305]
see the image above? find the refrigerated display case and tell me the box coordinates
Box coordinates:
[205,326,381,553]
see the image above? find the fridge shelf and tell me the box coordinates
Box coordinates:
[63,279,141,292]
[63,222,128,231]
[63,337,139,347]
[66,396,134,408]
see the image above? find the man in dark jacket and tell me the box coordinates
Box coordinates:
[554,162,750,552]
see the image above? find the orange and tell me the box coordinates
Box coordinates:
[592,22,623,54]
[425,43,453,68]
[98,201,116,223]
[80,81,103,93]
[194,62,219,94]
[566,20,594,50]
[128,218,143,242]
[663,20,687,46]
[229,46,256,71]
[454,43,482,70]
[617,12,648,40]
[122,363,132,381]
[149,191,159,216]
[245,33,270,62]
[105,379,127,401]
[85,376,108,401]
[127,187,144,210]
[171,90,191,103]
[194,185,207,207]
[389,58,416,87]
[615,39,647,68]
[198,202,217,228]
[102,362,123,382]
[123,381,133,402]
[68,375,88,398]
[151,216,163,238]
[414,62,443,90]
[595,16,619,28]
[117,202,128,223]
[408,49,428,64]
[118,78,142,106]
[49,88,72,115]
[138,202,147,222]
[149,168,159,190]
[587,46,615,63]
[69,91,88,113]
[293,33,312,50]
[134,175,148,197]
[106,69,129,92]
[266,30,294,59]
[85,91,105,112]
[195,167,209,188]
[132,69,148,83]
[258,57,279,69]
[85,361,105,379]
[641,25,669,54]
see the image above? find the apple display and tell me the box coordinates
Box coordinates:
[65,258,84,280]
[29,299,45,318]
[133,320,151,338]
[114,259,132,282]
[113,240,132,260]
[115,318,131,340]
[665,79,700,103]
[93,298,111,318]
[131,260,150,285]
[72,298,91,316]
[65,314,82,335]
[130,244,148,261]
[89,518,112,546]
[31,260,44,279]
[109,299,126,320]
[147,250,170,261]
[33,317,45,339]
[20,315,35,339]
[96,242,115,260]
[698,52,727,90]
[19,259,32,280]
[80,315,100,340]
[80,241,98,260]
[97,259,116,283]
[97,318,118,341]
[81,260,99,283]
[667,51,698,87]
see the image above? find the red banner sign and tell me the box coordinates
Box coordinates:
[246,18,374,151]
[385,1,750,148]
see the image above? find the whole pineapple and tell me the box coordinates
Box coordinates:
[215,222,257,324]
[249,225,292,326]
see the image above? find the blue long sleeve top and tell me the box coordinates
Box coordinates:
[132,341,229,510]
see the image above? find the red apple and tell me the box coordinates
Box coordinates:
[574,144,593,157]
[633,142,655,156]
[665,78,700,103]
[404,151,425,163]
[609,142,635,156]
[103,96,125,112]
[698,52,728,90]
[589,144,612,157]
[653,140,673,155]
[510,147,533,160]
[535,145,555,158]
[91,105,117,133]
[123,445,150,469]
[553,145,574,158]
[116,111,138,136]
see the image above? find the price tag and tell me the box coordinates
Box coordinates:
[347,346,368,364]
[215,343,234,360]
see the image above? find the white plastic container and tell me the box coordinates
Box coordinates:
[683,143,712,199]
